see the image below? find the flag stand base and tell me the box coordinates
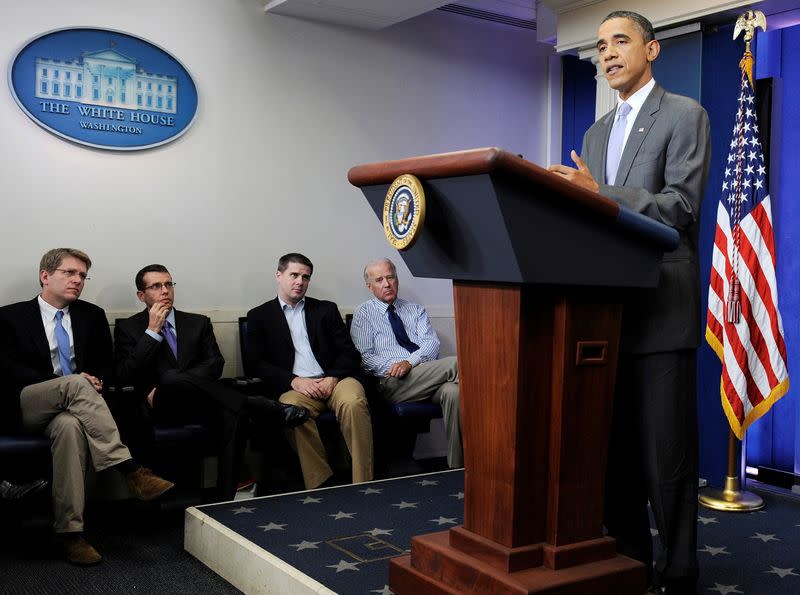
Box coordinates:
[699,475,764,512]
[699,430,764,512]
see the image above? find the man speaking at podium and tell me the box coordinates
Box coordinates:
[548,10,711,595]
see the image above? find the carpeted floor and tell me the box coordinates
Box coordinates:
[196,471,800,595]
[0,493,242,595]
[3,471,799,594]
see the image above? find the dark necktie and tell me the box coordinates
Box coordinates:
[54,310,73,375]
[162,319,178,359]
[387,304,419,353]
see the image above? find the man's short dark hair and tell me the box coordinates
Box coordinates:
[277,253,313,274]
[135,264,170,291]
[39,248,92,287]
[602,11,655,43]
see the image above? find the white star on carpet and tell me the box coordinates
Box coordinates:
[230,506,255,514]
[257,522,286,531]
[329,511,356,520]
[417,479,438,486]
[450,492,464,500]
[360,487,382,495]
[708,584,743,594]
[299,496,322,504]
[698,545,731,556]
[765,566,798,578]
[698,515,718,525]
[392,501,418,509]
[430,516,457,525]
[365,528,394,536]
[370,586,394,595]
[327,559,360,572]
[289,540,321,551]
[750,532,779,543]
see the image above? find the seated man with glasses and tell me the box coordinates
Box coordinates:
[113,264,308,501]
[0,249,174,566]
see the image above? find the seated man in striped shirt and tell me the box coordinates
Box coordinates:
[350,258,462,468]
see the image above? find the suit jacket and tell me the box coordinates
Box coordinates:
[0,297,112,432]
[581,83,712,354]
[246,297,362,397]
[113,308,225,395]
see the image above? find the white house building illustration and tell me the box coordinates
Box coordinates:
[35,48,177,113]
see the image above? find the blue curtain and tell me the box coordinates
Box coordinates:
[742,25,800,481]
[560,54,596,165]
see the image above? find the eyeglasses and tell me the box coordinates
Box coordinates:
[143,282,176,292]
[55,268,90,281]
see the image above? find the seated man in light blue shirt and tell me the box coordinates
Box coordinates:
[350,258,462,468]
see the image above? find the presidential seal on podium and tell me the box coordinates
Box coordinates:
[383,174,425,250]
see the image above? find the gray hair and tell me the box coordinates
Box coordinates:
[363,258,397,282]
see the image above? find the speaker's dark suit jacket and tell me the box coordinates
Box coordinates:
[0,297,112,432]
[245,297,362,398]
[580,83,711,354]
[113,308,238,409]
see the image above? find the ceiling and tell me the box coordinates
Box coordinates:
[263,0,538,31]
[262,0,800,41]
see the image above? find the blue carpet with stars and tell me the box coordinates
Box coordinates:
[198,469,464,594]
[690,487,800,595]
[196,471,800,594]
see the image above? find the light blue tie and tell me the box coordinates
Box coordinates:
[54,310,72,376]
[605,102,632,185]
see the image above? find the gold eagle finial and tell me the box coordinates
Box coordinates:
[734,10,767,87]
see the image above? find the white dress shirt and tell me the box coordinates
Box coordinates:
[279,297,325,378]
[616,77,656,150]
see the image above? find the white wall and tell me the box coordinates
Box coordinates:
[1,0,553,318]
[549,0,753,52]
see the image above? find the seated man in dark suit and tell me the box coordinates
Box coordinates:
[0,249,173,566]
[114,264,307,501]
[246,253,373,489]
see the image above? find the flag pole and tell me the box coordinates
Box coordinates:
[699,430,763,511]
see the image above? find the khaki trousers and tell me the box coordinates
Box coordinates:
[279,377,373,489]
[379,356,463,468]
[20,375,132,533]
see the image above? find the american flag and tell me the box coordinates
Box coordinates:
[706,63,789,440]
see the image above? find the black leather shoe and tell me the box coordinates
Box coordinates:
[283,404,310,427]
[0,478,49,500]
[247,396,309,427]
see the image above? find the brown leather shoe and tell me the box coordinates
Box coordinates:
[126,467,174,501]
[59,534,102,566]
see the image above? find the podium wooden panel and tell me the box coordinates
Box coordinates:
[349,148,678,594]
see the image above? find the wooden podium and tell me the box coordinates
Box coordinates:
[348,148,678,594]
